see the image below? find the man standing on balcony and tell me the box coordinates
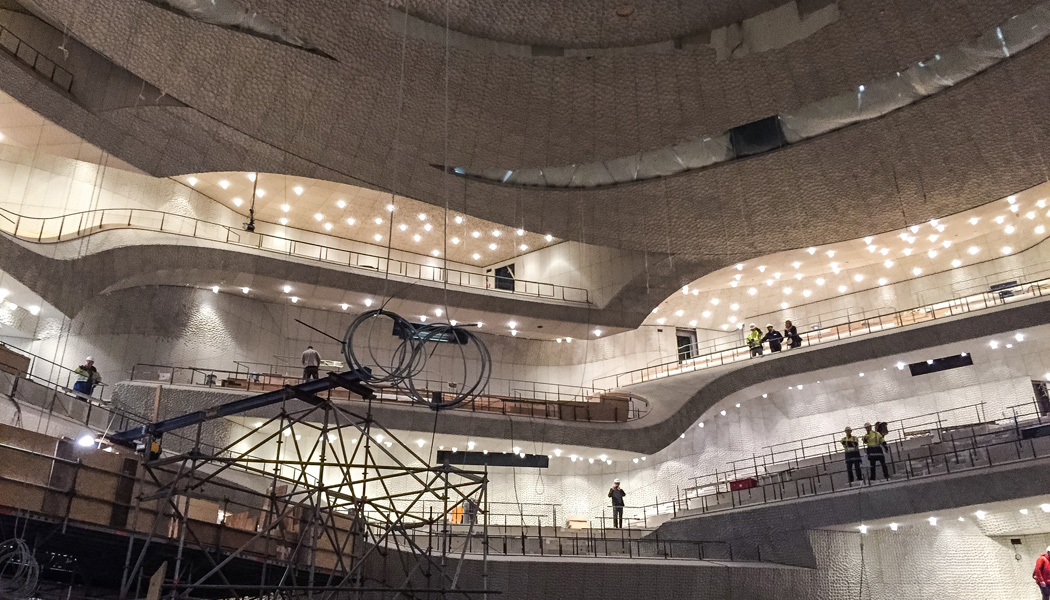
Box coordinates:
[1033,545,1050,599]
[863,422,890,481]
[840,427,863,484]
[608,479,626,528]
[73,357,102,397]
[302,345,321,381]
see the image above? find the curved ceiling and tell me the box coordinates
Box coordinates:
[2,0,1046,276]
[387,0,793,49]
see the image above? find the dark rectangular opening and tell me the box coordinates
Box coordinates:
[729,115,787,158]
[494,264,515,291]
[437,451,549,468]
[908,353,973,376]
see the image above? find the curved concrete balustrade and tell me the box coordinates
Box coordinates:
[113,296,1050,455]
[0,228,642,331]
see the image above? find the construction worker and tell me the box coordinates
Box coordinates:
[840,427,863,483]
[1034,545,1050,599]
[862,422,889,481]
[73,357,102,397]
[746,324,764,357]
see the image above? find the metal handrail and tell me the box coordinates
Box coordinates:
[0,206,590,304]
[595,275,1050,389]
[617,403,1050,532]
[126,363,652,422]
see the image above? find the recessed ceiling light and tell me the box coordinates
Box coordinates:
[702,310,711,317]
[282,285,292,293]
[792,261,801,269]
[903,248,913,256]
[969,217,979,225]
[279,217,288,225]
[1027,211,1037,220]
[729,303,739,311]
[516,229,525,236]
[880,248,889,255]
[187,176,198,186]
[968,246,979,255]
[399,223,408,231]
[420,315,428,322]
[336,199,346,209]
[826,250,835,258]
[1010,204,1020,213]
[912,267,923,276]
[281,204,290,212]
[758,265,767,272]
[314,213,324,221]
[867,245,877,253]
[710,298,720,305]
[418,213,427,221]
[909,225,920,233]
[347,217,356,225]
[816,278,826,286]
[995,215,1006,224]
[781,288,791,295]
[431,249,440,256]
[927,250,938,258]
[488,243,497,250]
[435,308,444,316]
[951,259,962,268]
[374,217,383,225]
[414,234,422,242]
[293,185,304,195]
[656,317,666,325]
[218,179,229,189]
[802,290,812,297]
[807,247,816,255]
[728,316,737,323]
[472,231,481,238]
[386,204,395,212]
[492,230,501,237]
[689,320,697,327]
[780,302,789,309]
[863,236,873,244]
[374,234,382,241]
[424,223,433,231]
[256,189,265,198]
[290,296,299,303]
[1005,225,1016,234]
[340,303,349,310]
[454,215,463,224]
[472,253,481,260]
[1037,225,1047,235]
[1039,200,1048,208]
[837,285,847,293]
[545,234,553,242]
[747,287,757,296]
[884,260,894,268]
[519,244,528,251]
[452,237,460,244]
[324,222,333,231]
[232,197,243,206]
[241,287,250,294]
[853,274,864,282]
[1002,246,1013,254]
[878,278,887,286]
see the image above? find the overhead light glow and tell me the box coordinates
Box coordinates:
[748,288,757,296]
[884,260,894,268]
[232,197,243,207]
[807,247,816,255]
[414,234,422,242]
[282,285,292,293]
[281,204,290,212]
[27,305,40,316]
[187,176,198,186]
[545,234,554,242]
[912,267,922,276]
[374,217,383,225]
[1002,246,1013,255]
[837,285,847,293]
[454,216,463,224]
[364,298,373,307]
[878,278,887,286]
[374,234,383,241]
[77,434,95,448]
[1005,225,1016,234]
[340,303,349,310]
[347,217,356,225]
[324,222,333,231]
[452,237,460,244]
[472,253,481,260]
[974,510,987,520]
[290,296,299,303]
[386,204,395,212]
[293,185,304,195]
[399,223,408,231]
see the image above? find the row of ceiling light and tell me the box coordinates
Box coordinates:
[662,196,1048,330]
[188,173,556,263]
[0,288,40,316]
[857,503,1050,534]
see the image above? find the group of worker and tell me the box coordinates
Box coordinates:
[745,321,803,357]
[840,422,891,483]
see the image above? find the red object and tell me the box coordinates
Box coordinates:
[1035,554,1050,585]
[729,477,758,491]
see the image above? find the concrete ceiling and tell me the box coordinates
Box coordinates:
[3,0,1048,297]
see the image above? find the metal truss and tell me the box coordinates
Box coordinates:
[118,376,493,600]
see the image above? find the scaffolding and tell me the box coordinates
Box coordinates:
[116,372,493,600]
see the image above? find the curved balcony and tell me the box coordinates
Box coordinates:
[0,206,590,305]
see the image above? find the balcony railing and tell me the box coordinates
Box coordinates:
[0,206,590,304]
[127,363,651,423]
[595,274,1050,389]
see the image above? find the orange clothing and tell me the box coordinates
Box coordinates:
[1034,553,1050,585]
[451,505,463,525]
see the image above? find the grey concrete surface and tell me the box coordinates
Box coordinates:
[655,456,1050,568]
[112,294,1050,455]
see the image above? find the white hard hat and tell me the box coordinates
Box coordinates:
[864,422,872,427]
[1046,545,1050,553]
[749,323,758,328]
[766,324,774,328]
[85,356,94,361]
[613,479,620,483]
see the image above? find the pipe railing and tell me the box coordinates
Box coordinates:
[595,275,1050,389]
[0,206,590,304]
[127,363,652,422]
[617,402,1050,533]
